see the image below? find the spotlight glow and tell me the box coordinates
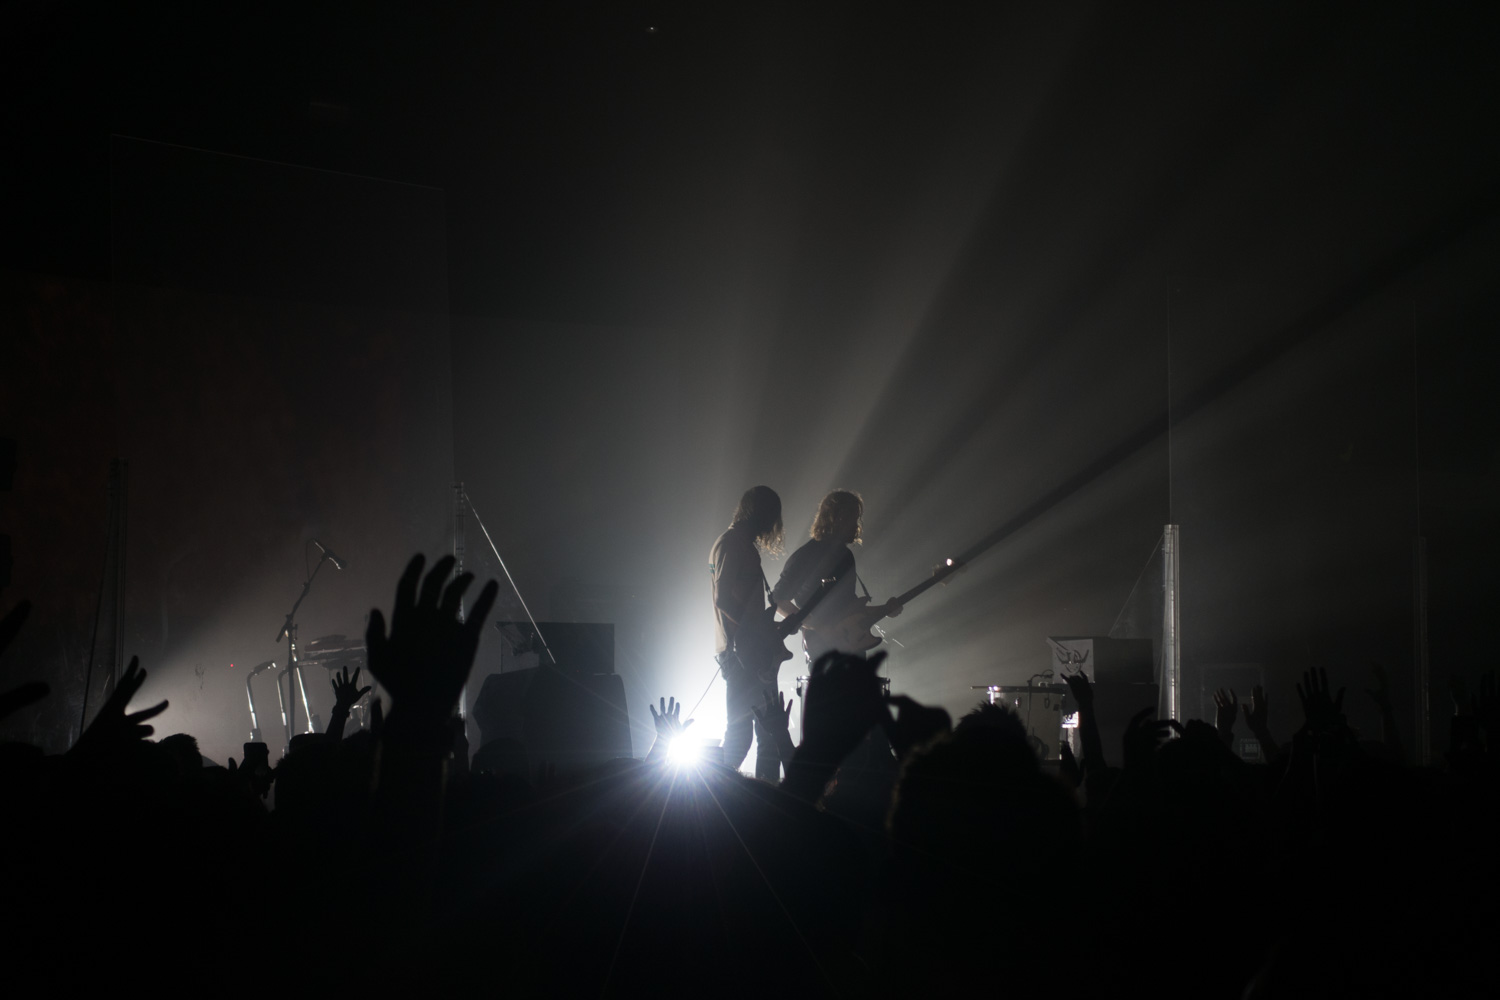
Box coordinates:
[667,738,700,765]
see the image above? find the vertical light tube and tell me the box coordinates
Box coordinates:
[1414,536,1430,764]
[454,481,467,719]
[1162,524,1181,721]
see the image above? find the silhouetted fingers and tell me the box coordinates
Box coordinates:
[366,608,388,658]
[420,555,458,609]
[466,580,501,635]
[394,554,426,618]
[440,572,474,618]
[126,699,169,724]
[111,657,148,706]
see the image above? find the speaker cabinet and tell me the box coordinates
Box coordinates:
[473,667,632,776]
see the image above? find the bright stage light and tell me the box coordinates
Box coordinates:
[667,738,701,765]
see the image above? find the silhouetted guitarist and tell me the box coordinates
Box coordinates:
[773,489,902,663]
[709,485,784,779]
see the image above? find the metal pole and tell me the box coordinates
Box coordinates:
[1161,524,1181,721]
[1414,536,1431,765]
[454,482,467,720]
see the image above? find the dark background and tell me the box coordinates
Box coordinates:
[2,2,1496,763]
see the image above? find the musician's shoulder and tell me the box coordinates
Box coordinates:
[711,524,758,563]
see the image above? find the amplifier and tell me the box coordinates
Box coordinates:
[1047,636,1154,684]
[473,667,632,776]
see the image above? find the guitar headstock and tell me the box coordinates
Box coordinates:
[933,557,965,584]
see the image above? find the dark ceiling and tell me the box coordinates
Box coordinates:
[6,2,1497,322]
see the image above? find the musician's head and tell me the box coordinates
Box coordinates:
[811,489,863,546]
[732,485,784,553]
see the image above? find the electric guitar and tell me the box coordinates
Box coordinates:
[730,577,837,684]
[807,557,966,653]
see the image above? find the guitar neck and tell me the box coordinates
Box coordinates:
[891,561,963,608]
[778,575,838,637]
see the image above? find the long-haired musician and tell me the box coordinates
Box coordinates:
[772,489,902,664]
[709,485,784,779]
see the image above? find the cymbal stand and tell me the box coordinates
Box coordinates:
[275,553,331,754]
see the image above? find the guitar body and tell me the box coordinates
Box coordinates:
[804,558,966,655]
[731,603,794,684]
[812,597,887,653]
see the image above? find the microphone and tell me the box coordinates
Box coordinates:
[312,540,347,570]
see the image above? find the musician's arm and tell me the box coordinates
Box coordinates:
[771,546,819,621]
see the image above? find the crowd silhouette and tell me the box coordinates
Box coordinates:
[0,552,1493,995]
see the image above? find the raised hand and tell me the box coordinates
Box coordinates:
[1239,684,1279,760]
[649,696,694,741]
[1295,667,1346,735]
[799,650,889,761]
[1213,688,1238,746]
[750,690,793,738]
[1058,740,1082,788]
[781,651,889,802]
[69,656,167,757]
[366,554,498,724]
[330,665,372,712]
[1062,670,1094,710]
[1242,685,1269,734]
[327,665,373,738]
[645,696,694,764]
[752,689,797,765]
[883,693,951,760]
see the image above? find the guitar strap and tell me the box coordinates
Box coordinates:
[855,572,871,601]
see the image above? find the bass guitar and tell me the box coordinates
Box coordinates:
[730,576,837,684]
[807,557,965,653]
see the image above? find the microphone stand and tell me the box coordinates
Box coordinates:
[275,553,331,755]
